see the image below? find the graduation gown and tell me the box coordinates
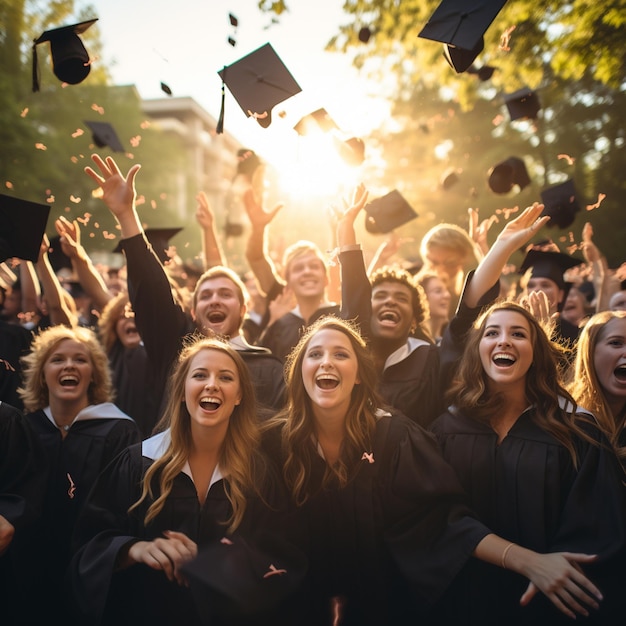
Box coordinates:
[69,430,297,626]
[12,403,139,625]
[267,412,491,626]
[430,406,626,625]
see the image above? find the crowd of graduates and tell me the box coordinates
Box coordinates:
[1,149,626,626]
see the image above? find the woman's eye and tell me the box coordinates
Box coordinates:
[307,350,321,359]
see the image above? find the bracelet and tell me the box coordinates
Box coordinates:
[501,542,515,569]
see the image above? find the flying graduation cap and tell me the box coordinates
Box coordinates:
[84,121,125,153]
[418,0,509,73]
[216,43,302,133]
[504,87,541,121]
[293,108,340,136]
[540,179,581,229]
[32,18,98,92]
[467,64,496,81]
[487,156,531,194]
[364,190,418,234]
[0,195,51,263]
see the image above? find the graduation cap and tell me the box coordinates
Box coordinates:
[182,532,307,619]
[441,168,461,190]
[293,108,339,136]
[335,136,366,167]
[84,121,125,153]
[217,43,302,133]
[364,190,418,234]
[160,82,173,96]
[229,13,238,28]
[540,179,581,229]
[0,194,51,263]
[358,26,372,43]
[418,0,509,73]
[467,64,496,81]
[32,18,98,92]
[114,227,182,264]
[504,87,541,121]
[519,249,582,292]
[487,156,531,194]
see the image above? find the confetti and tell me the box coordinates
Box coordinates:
[151,200,157,209]
[586,193,606,211]
[130,135,141,148]
[102,231,117,240]
[46,196,55,203]
[70,195,81,203]
[91,103,105,115]
[263,564,287,578]
[140,120,151,129]
[492,114,505,126]
[557,153,575,165]
[71,128,85,138]
[159,192,167,200]
[499,25,516,51]
[20,108,29,118]
[35,143,47,150]
[70,156,79,163]
[5,181,13,189]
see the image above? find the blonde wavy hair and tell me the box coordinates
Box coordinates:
[97,292,132,354]
[130,337,266,532]
[19,325,113,412]
[569,310,626,465]
[267,316,382,506]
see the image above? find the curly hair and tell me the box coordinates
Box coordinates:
[97,292,132,354]
[130,337,265,532]
[19,325,113,412]
[446,301,586,465]
[370,264,432,343]
[569,310,626,465]
[267,316,382,505]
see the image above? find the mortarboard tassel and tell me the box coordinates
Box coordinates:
[216,67,226,134]
[32,41,40,92]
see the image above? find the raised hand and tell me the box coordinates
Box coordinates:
[495,202,550,250]
[195,192,215,231]
[243,187,283,230]
[55,216,82,260]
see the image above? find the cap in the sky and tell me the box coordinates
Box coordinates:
[364,190,418,234]
[467,64,496,81]
[504,87,541,121]
[114,227,183,264]
[217,43,302,130]
[0,194,51,263]
[487,156,531,194]
[293,108,339,136]
[335,136,366,167]
[519,249,583,291]
[32,18,98,92]
[84,121,125,152]
[418,0,509,73]
[540,179,581,229]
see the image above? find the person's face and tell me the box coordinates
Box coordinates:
[424,246,464,280]
[371,281,416,343]
[561,288,586,325]
[2,288,21,318]
[593,317,626,410]
[609,291,626,312]
[302,328,360,419]
[43,339,93,406]
[115,304,141,349]
[192,277,245,338]
[424,276,451,319]
[286,252,327,300]
[479,310,534,391]
[526,277,564,313]
[184,349,242,435]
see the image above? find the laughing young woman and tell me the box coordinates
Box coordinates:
[430,302,626,624]
[264,315,607,626]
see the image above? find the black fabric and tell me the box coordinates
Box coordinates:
[430,408,626,625]
[120,234,286,414]
[69,441,297,626]
[0,321,33,410]
[11,409,140,625]
[266,413,491,625]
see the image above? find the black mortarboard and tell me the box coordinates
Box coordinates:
[32,18,98,92]
[217,43,301,132]
[293,108,339,136]
[182,532,307,619]
[84,121,124,153]
[518,249,582,291]
[335,136,366,167]
[487,156,531,194]
[467,64,496,81]
[0,194,51,263]
[504,87,541,121]
[364,190,418,234]
[418,0,509,73]
[229,13,238,28]
[160,82,173,96]
[114,227,182,264]
[358,26,372,43]
[540,179,581,229]
[441,168,460,190]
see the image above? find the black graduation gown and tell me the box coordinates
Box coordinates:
[268,412,491,626]
[12,404,139,625]
[430,406,626,625]
[0,321,33,410]
[120,234,286,414]
[69,430,296,626]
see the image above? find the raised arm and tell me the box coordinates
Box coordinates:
[580,222,611,312]
[243,188,285,296]
[54,216,112,312]
[195,191,225,270]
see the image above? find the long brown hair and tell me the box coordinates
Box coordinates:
[446,301,585,464]
[130,337,265,532]
[267,316,382,506]
[569,310,626,464]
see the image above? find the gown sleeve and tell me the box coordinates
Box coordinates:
[379,415,491,605]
